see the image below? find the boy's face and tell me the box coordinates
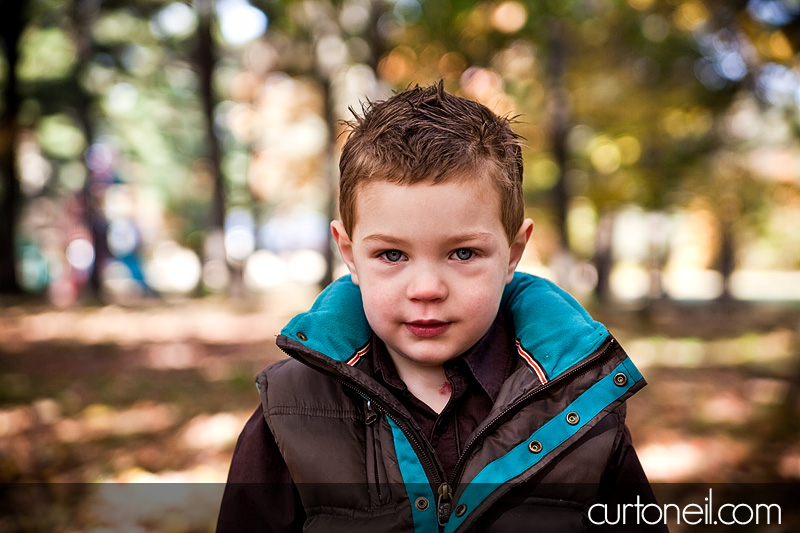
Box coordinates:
[332,178,532,371]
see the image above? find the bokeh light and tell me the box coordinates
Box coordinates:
[491,2,527,34]
[151,2,198,39]
[144,242,202,294]
[217,0,267,46]
[66,238,95,272]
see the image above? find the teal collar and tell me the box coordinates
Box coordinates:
[280,272,609,381]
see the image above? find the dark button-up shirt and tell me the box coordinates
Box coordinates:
[372,313,517,479]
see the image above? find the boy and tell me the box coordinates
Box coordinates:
[218,83,663,532]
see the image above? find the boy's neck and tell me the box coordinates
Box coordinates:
[388,353,452,414]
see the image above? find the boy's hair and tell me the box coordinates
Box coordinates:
[338,82,524,243]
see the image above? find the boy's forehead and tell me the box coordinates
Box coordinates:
[356,171,495,199]
[351,178,504,236]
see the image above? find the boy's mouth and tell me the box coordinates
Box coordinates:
[405,320,451,338]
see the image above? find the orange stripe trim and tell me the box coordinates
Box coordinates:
[346,343,370,366]
[515,339,548,384]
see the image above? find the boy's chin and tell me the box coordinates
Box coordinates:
[396,348,462,368]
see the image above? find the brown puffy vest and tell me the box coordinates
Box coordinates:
[260,331,641,533]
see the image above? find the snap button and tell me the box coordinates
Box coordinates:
[455,504,467,517]
[528,440,543,453]
[415,496,429,511]
[296,332,308,341]
[613,372,628,386]
[566,411,580,425]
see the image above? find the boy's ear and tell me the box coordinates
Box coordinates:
[506,218,534,283]
[331,220,359,285]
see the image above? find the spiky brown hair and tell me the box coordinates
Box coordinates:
[338,82,525,243]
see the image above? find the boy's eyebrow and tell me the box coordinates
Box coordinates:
[360,232,496,246]
[442,232,496,245]
[360,233,410,246]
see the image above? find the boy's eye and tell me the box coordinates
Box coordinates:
[453,248,474,261]
[382,250,404,262]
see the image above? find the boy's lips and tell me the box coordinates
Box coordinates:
[405,320,451,338]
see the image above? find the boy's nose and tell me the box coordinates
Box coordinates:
[406,268,448,302]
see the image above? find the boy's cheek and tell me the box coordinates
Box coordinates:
[362,288,396,318]
[362,286,391,308]
[362,297,397,336]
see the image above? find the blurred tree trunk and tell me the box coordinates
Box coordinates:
[319,0,388,288]
[593,212,614,303]
[546,19,575,290]
[197,0,225,232]
[366,0,386,73]
[718,224,735,301]
[321,79,336,288]
[546,20,570,253]
[0,0,26,294]
[717,197,738,303]
[71,0,102,299]
[196,0,232,292]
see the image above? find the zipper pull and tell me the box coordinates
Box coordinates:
[437,482,453,526]
[364,399,378,424]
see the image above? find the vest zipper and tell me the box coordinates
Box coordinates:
[364,398,442,508]
[445,338,618,492]
[369,398,444,487]
[277,342,446,488]
[365,399,378,424]
[364,399,383,501]
[437,481,453,526]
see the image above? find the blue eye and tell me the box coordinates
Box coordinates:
[454,248,474,261]
[383,250,404,262]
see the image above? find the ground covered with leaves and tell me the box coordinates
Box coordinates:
[1,297,799,532]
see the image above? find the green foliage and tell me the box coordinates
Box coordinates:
[92,9,156,46]
[18,26,77,82]
[36,114,86,159]
[4,0,800,299]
